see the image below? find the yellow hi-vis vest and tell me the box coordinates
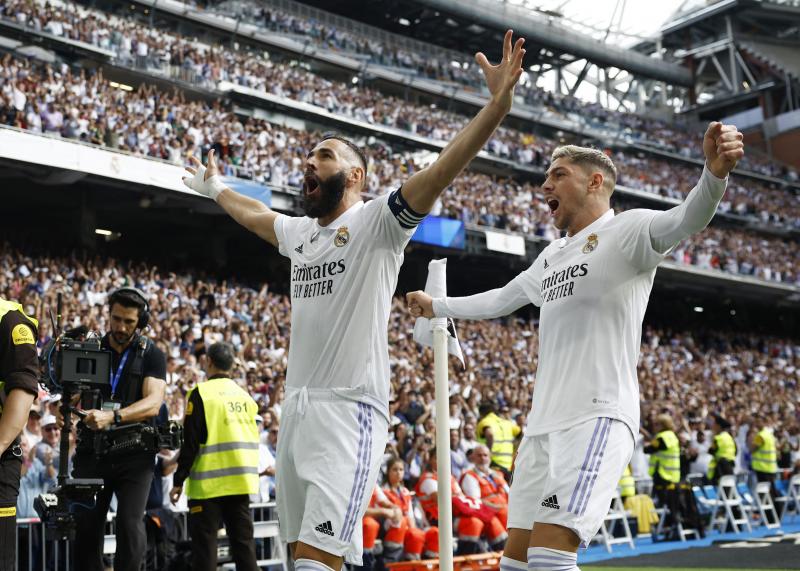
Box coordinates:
[648,430,681,484]
[477,413,517,470]
[185,377,259,500]
[0,299,38,416]
[707,431,736,479]
[619,465,636,498]
[751,428,777,474]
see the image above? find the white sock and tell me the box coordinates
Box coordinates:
[527,546,579,571]
[294,558,337,571]
[500,555,528,571]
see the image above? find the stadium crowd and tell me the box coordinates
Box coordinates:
[1,0,798,186]
[3,245,799,513]
[201,0,797,181]
[0,0,798,566]
[1,53,798,284]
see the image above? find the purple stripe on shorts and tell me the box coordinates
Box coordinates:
[527,556,574,571]
[527,555,572,563]
[344,405,374,542]
[572,418,611,515]
[566,418,604,513]
[578,420,613,517]
[341,403,367,539]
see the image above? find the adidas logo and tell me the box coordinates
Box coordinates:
[541,494,560,510]
[315,521,334,536]
[295,243,304,254]
[543,259,549,270]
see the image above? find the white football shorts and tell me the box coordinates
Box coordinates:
[276,387,388,565]
[507,416,633,546]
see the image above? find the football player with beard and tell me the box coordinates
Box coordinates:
[182,30,526,571]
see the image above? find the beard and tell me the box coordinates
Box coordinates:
[112,330,135,346]
[303,170,347,219]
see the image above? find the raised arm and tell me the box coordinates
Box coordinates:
[401,30,526,214]
[649,122,744,254]
[182,149,280,246]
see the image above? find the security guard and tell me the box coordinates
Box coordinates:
[0,298,38,571]
[645,414,681,487]
[73,287,167,571]
[750,420,778,484]
[707,414,736,484]
[170,342,259,571]
[618,464,636,500]
[476,402,519,476]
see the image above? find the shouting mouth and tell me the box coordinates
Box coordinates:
[304,174,320,199]
[547,198,560,217]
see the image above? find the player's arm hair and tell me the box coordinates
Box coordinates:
[117,377,166,424]
[400,98,510,214]
[217,189,280,247]
[0,388,35,456]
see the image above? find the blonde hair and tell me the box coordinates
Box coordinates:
[656,413,675,432]
[551,145,617,194]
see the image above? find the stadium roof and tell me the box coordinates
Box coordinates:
[499,0,696,48]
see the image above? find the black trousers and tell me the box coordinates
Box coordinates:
[755,470,779,521]
[188,494,257,571]
[0,454,21,571]
[73,452,154,571]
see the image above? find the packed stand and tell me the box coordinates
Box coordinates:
[207,0,797,182]
[2,244,799,554]
[3,0,799,189]
[0,0,549,166]
[0,56,798,284]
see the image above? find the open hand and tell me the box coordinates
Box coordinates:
[182,149,226,200]
[703,122,744,179]
[475,30,526,111]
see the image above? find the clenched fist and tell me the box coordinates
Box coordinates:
[703,122,745,179]
[406,291,434,319]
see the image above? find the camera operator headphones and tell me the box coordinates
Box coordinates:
[108,287,150,330]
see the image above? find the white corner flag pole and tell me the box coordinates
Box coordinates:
[432,317,454,571]
[413,259,463,571]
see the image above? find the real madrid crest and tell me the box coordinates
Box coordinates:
[582,233,598,254]
[334,226,350,247]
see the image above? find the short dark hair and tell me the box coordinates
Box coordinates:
[479,402,495,417]
[108,289,146,317]
[320,133,368,175]
[207,342,235,372]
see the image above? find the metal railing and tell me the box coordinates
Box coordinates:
[14,501,280,571]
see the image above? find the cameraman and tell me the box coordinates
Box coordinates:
[72,287,166,571]
[0,298,39,571]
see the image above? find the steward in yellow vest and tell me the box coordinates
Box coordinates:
[170,342,258,571]
[618,465,636,499]
[750,423,778,482]
[648,430,681,485]
[0,298,39,570]
[707,415,736,484]
[476,403,520,473]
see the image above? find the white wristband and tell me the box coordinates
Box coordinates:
[182,163,227,201]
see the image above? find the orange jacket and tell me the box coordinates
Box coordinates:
[383,485,413,514]
[460,468,509,511]
[414,471,458,522]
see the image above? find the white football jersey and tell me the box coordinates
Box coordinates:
[514,207,670,439]
[274,192,417,421]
